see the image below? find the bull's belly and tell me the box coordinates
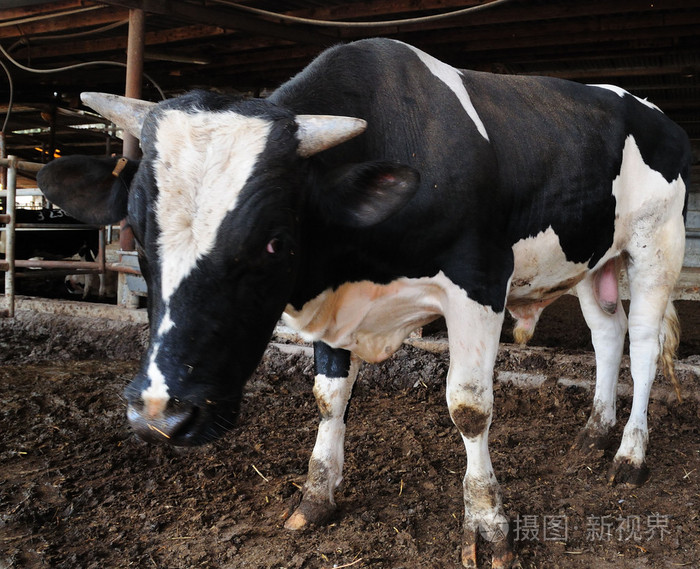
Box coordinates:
[284,228,616,362]
[283,276,446,363]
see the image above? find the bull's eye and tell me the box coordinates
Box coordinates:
[266,238,281,254]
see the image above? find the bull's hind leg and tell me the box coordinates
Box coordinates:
[573,258,628,453]
[609,212,685,486]
[285,343,360,529]
[444,293,512,569]
[609,283,681,485]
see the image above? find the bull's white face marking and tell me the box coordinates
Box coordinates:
[588,84,661,112]
[141,346,169,417]
[141,109,271,402]
[509,226,588,303]
[153,109,271,302]
[157,309,175,336]
[393,40,489,142]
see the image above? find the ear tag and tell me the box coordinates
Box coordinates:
[111,157,129,177]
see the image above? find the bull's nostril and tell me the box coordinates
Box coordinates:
[167,402,199,439]
[127,399,199,445]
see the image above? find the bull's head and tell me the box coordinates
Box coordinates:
[38,91,419,445]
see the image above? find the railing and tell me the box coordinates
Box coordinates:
[0,156,107,318]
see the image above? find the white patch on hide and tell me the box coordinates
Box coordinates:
[611,135,686,268]
[394,40,490,141]
[509,227,588,304]
[153,109,271,302]
[283,274,446,363]
[588,84,661,112]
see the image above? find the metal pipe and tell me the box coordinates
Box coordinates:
[106,262,141,275]
[98,228,106,273]
[1,259,102,270]
[0,158,43,173]
[3,156,16,317]
[116,9,146,309]
[118,9,144,255]
[0,189,45,197]
[14,269,101,279]
[0,133,7,213]
[123,8,144,161]
[4,224,102,230]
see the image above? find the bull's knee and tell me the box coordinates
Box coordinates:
[450,403,491,439]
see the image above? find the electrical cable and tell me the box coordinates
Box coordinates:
[212,0,514,28]
[0,59,13,135]
[0,44,166,100]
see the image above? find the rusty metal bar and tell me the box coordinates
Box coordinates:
[0,132,6,194]
[3,155,17,317]
[14,269,101,279]
[106,262,141,275]
[0,157,43,174]
[5,223,103,230]
[114,8,145,309]
[123,8,145,162]
[98,227,106,273]
[4,259,104,270]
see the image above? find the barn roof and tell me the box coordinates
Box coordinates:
[1,0,699,164]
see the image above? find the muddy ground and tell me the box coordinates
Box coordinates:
[1,295,699,569]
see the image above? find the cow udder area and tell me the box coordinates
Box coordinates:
[1,296,699,569]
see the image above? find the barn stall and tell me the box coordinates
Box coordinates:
[2,1,700,568]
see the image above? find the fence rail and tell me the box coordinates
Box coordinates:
[0,156,108,318]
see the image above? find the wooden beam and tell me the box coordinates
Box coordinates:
[0,0,89,22]
[15,24,229,60]
[0,6,127,39]
[96,0,337,46]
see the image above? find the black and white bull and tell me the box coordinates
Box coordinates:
[37,39,691,568]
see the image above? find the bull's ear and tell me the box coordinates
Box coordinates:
[317,161,420,228]
[37,155,139,225]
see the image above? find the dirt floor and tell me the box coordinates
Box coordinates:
[1,295,699,569]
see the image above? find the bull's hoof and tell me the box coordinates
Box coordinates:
[461,540,478,569]
[492,537,515,569]
[462,521,514,569]
[283,497,336,530]
[608,459,650,487]
[571,428,611,456]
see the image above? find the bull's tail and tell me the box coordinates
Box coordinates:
[659,298,682,402]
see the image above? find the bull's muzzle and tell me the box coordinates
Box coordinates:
[126,398,200,445]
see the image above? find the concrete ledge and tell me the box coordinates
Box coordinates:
[9,296,148,324]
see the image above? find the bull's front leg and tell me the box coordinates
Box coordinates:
[285,342,359,530]
[445,299,512,569]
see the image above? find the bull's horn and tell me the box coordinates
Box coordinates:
[295,115,367,157]
[81,92,157,140]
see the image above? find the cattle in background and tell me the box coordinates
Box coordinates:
[64,260,118,299]
[37,39,690,568]
[0,207,98,262]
